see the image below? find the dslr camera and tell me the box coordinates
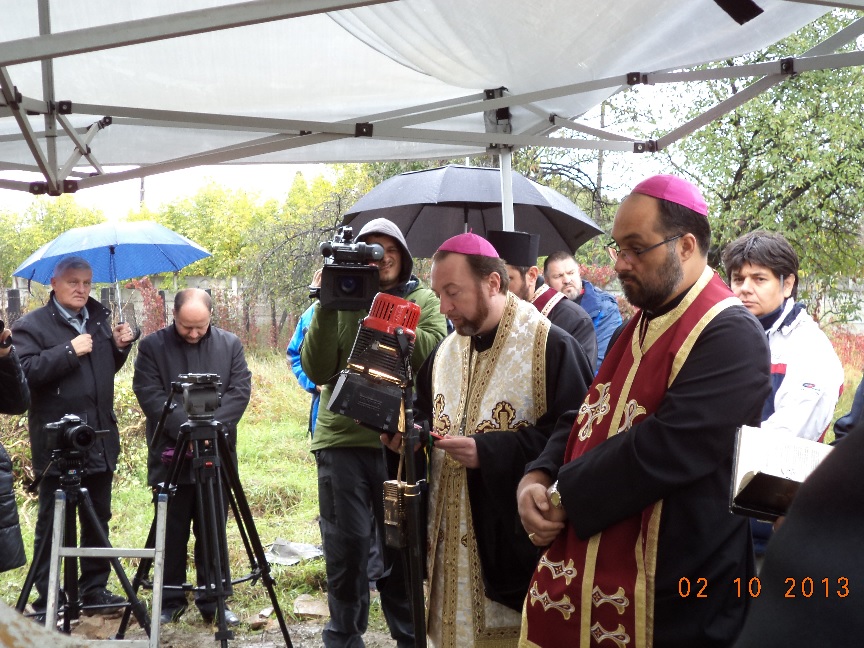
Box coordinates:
[312,226,383,311]
[44,414,101,452]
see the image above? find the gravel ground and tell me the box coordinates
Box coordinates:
[65,603,398,648]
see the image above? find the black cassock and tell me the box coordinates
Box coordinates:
[415,321,594,611]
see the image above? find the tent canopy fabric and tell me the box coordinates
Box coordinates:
[0,0,855,196]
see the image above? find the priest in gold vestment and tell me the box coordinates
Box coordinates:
[411,233,594,647]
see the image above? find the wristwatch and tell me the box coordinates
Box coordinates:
[547,481,562,509]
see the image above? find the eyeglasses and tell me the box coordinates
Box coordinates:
[607,234,683,263]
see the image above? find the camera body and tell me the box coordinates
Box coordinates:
[327,294,420,432]
[176,373,222,420]
[314,226,383,311]
[43,414,99,452]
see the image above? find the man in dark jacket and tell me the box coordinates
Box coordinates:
[13,256,134,617]
[133,288,251,626]
[0,324,30,574]
[544,250,622,369]
[487,229,598,370]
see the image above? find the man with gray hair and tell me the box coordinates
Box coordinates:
[14,256,135,621]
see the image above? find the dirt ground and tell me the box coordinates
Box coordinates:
[65,596,398,648]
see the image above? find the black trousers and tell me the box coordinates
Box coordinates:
[160,482,230,615]
[33,470,114,605]
[316,446,414,648]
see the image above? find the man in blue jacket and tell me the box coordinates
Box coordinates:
[287,301,320,437]
[544,251,622,368]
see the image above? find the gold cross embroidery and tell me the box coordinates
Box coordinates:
[591,586,629,615]
[577,382,611,441]
[537,555,578,586]
[590,622,631,647]
[528,581,575,620]
[476,401,530,434]
[431,393,451,436]
[615,399,646,435]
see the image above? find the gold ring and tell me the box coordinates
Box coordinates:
[528,532,536,541]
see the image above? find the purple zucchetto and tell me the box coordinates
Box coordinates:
[631,174,708,216]
[436,232,499,257]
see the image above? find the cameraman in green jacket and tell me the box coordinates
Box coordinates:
[301,217,446,648]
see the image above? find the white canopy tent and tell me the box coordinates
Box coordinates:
[1,0,862,201]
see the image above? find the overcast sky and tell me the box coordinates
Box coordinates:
[0,163,329,219]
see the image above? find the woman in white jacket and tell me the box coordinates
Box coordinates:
[722,230,843,442]
[722,230,844,559]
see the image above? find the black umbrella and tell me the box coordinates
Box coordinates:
[342,165,603,258]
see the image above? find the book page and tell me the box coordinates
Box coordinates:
[759,433,832,482]
[732,426,833,518]
[732,426,771,493]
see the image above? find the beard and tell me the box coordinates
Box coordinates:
[618,246,683,312]
[453,284,491,336]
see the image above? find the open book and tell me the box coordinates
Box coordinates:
[730,425,833,522]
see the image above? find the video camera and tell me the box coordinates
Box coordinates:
[175,373,222,420]
[327,293,420,433]
[312,226,383,311]
[43,414,103,452]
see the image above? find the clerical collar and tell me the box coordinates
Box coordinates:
[757,301,786,331]
[471,324,499,352]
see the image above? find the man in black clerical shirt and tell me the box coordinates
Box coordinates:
[487,229,598,371]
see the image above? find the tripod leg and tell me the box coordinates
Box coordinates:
[115,492,162,638]
[218,436,294,648]
[46,490,68,631]
[15,484,58,614]
[190,443,233,647]
[76,488,151,635]
[149,494,169,648]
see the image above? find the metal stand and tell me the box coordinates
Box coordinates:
[47,492,169,647]
[15,451,159,646]
[393,327,427,648]
[115,392,293,648]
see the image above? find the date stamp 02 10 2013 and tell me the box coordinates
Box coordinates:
[677,576,850,599]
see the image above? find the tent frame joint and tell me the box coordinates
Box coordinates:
[29,179,78,195]
[633,140,657,153]
[354,122,373,137]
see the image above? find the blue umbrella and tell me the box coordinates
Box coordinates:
[14,221,211,325]
[13,220,211,285]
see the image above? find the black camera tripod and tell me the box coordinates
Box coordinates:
[115,384,293,648]
[15,449,151,634]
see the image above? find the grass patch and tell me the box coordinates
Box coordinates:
[0,350,326,622]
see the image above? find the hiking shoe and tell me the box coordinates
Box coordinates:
[159,603,188,624]
[81,588,126,616]
[200,607,240,626]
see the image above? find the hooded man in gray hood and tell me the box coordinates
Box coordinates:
[301,217,447,648]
